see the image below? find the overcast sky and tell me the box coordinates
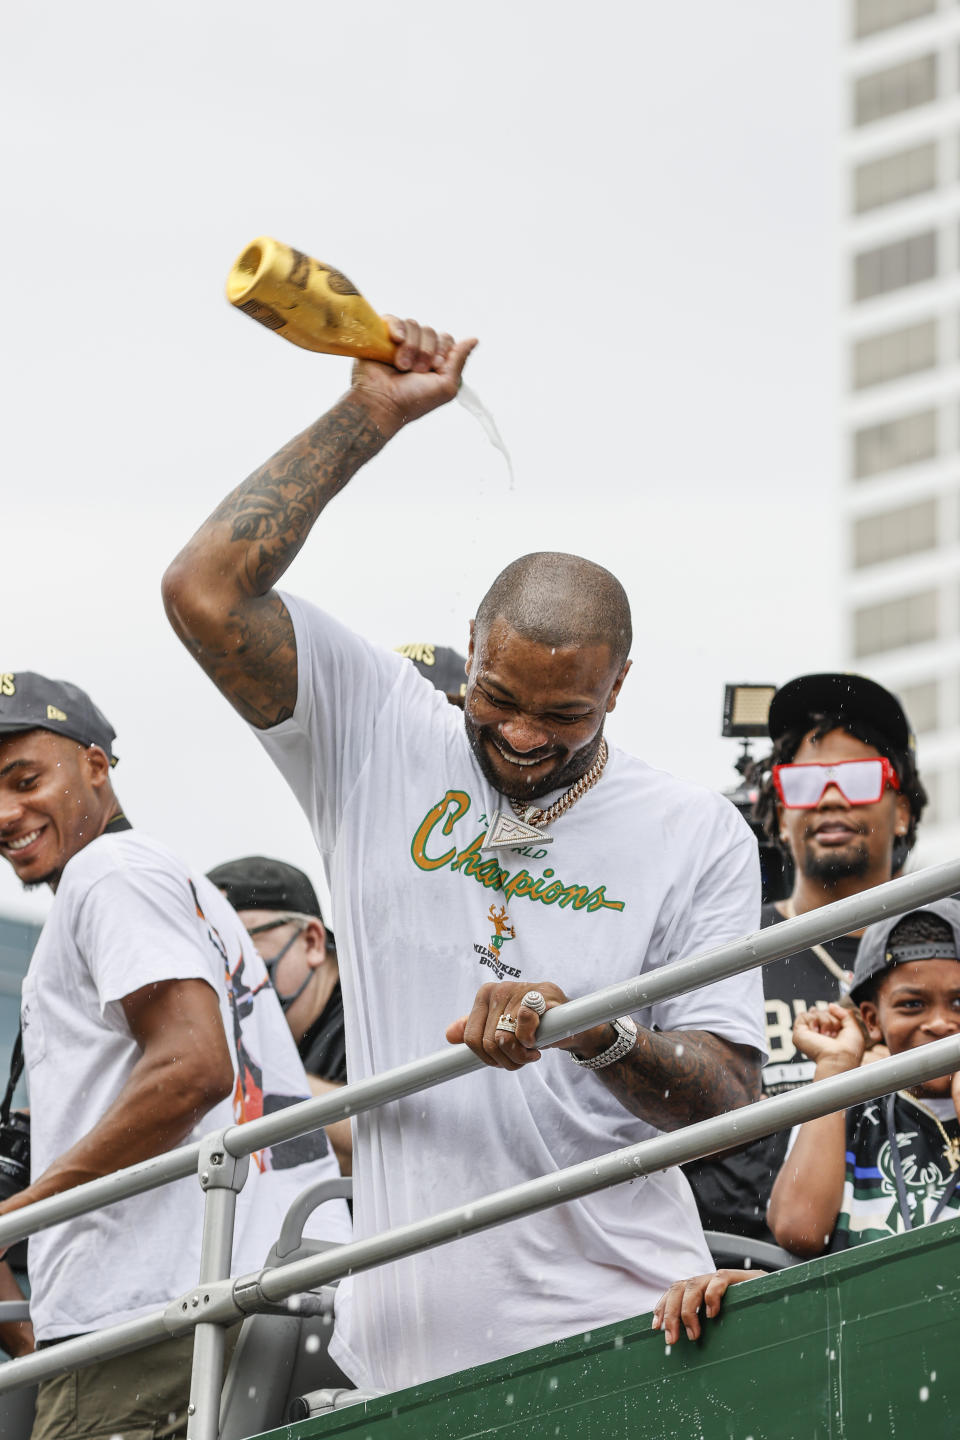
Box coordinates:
[1,2,841,922]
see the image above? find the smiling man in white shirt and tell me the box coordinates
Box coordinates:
[163,316,766,1391]
[0,673,350,1440]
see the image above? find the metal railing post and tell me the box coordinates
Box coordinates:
[237,1031,960,1308]
[2,860,959,1263]
[3,861,960,1405]
[3,1019,960,1398]
[184,1132,249,1440]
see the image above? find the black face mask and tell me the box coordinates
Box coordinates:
[247,919,312,1012]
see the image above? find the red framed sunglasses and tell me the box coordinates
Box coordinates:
[772,757,900,809]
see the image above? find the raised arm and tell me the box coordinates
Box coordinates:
[162,321,476,729]
[767,1003,864,1257]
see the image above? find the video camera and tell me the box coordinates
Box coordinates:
[0,1112,29,1204]
[722,683,791,904]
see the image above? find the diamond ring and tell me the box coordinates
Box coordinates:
[495,1013,518,1034]
[520,990,547,1016]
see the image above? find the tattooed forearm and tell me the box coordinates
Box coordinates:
[163,391,391,728]
[594,1028,761,1132]
[209,392,390,597]
[164,331,471,728]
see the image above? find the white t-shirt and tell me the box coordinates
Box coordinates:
[21,830,352,1341]
[255,595,765,1392]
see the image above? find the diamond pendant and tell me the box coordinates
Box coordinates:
[482,810,554,851]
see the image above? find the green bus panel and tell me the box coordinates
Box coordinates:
[266,1216,960,1440]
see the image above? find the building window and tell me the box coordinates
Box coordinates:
[854,0,936,40]
[853,497,938,566]
[852,318,937,388]
[853,407,937,479]
[853,588,938,656]
[922,767,942,824]
[854,230,937,301]
[917,765,960,827]
[896,678,939,735]
[854,53,937,126]
[854,142,937,213]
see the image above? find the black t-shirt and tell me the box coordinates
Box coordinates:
[829,1092,960,1252]
[298,981,347,1085]
[683,902,859,1242]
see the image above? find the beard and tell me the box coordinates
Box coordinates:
[463,711,604,801]
[802,840,871,885]
[21,872,58,891]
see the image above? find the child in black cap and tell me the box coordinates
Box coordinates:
[654,897,960,1345]
[768,897,960,1256]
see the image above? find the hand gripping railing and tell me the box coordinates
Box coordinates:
[2,858,960,1440]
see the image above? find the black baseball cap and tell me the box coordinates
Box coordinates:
[767,673,913,753]
[395,643,468,699]
[208,855,325,924]
[0,671,118,765]
[849,898,960,1003]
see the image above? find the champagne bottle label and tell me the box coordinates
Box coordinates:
[226,237,395,362]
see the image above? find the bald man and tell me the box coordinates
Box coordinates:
[163,319,765,1394]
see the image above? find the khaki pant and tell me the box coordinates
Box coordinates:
[30,1328,239,1440]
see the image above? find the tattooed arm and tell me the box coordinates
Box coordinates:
[162,319,477,729]
[449,982,761,1130]
[581,1025,761,1131]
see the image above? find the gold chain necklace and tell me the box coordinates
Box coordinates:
[899,1091,960,1170]
[781,898,853,989]
[508,739,609,828]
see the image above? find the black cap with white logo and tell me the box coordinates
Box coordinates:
[0,672,118,765]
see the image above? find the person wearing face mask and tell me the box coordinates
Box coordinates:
[208,856,351,1173]
[684,672,928,1252]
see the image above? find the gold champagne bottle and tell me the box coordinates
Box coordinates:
[226,237,397,363]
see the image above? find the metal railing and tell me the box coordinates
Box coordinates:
[2,858,960,1440]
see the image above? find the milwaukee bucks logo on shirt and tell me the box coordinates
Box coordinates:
[488,905,515,951]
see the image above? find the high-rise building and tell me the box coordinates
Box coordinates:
[843,0,960,861]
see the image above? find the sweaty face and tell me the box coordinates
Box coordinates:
[0,731,109,889]
[463,619,628,800]
[860,960,960,1099]
[777,728,909,886]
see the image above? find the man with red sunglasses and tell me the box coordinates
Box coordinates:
[685,672,928,1253]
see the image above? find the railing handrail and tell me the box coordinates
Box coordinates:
[3,1026,960,1398]
[227,1029,960,1299]
[2,855,958,1255]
